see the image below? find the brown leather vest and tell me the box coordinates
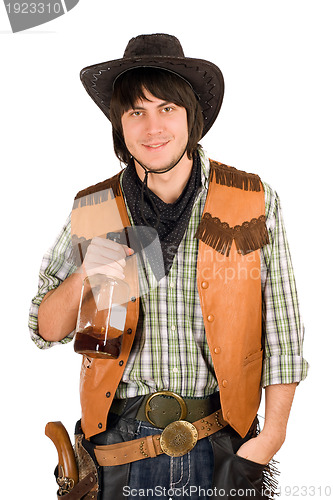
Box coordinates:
[71,160,269,439]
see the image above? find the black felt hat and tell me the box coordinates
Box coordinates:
[80,33,224,138]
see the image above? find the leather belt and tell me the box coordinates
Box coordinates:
[94,392,229,467]
[110,390,221,428]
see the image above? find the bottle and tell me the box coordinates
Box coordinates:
[74,274,130,359]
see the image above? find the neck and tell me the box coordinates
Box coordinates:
[134,154,194,204]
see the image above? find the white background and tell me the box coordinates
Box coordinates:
[1,1,332,498]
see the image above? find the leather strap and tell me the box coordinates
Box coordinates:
[57,472,97,499]
[94,409,228,467]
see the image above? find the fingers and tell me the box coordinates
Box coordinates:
[91,236,133,257]
[82,236,134,280]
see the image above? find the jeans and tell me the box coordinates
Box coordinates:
[127,420,214,499]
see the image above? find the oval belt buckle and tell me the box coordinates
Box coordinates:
[145,391,198,457]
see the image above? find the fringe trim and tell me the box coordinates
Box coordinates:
[234,215,270,255]
[195,213,269,256]
[209,160,262,192]
[262,458,281,500]
[73,172,122,209]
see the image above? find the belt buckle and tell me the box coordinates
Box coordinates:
[160,420,198,457]
[145,391,198,457]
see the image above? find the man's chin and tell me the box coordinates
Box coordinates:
[134,157,177,173]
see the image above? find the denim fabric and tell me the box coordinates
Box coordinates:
[90,410,214,499]
[127,420,214,499]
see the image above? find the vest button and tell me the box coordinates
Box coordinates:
[214,347,221,354]
[98,423,103,429]
[119,360,124,366]
[201,281,209,289]
[222,379,228,388]
[207,314,215,322]
[106,392,111,398]
[127,328,132,334]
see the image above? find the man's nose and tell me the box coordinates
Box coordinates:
[145,113,163,135]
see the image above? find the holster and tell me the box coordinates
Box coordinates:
[72,421,101,500]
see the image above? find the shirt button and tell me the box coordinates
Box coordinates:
[172,367,179,373]
[214,347,221,354]
[201,281,209,289]
[171,325,176,331]
[207,314,215,322]
[169,282,175,288]
[130,296,136,302]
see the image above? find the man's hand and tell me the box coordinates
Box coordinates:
[236,431,284,465]
[80,236,134,281]
[39,237,134,342]
[236,382,297,465]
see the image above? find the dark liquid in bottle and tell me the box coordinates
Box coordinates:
[74,326,123,359]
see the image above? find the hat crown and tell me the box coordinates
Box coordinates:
[123,33,185,59]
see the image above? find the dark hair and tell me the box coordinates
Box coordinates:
[109,67,203,166]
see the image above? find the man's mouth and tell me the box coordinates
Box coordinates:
[142,141,169,150]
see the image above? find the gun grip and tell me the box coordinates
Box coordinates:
[45,421,79,486]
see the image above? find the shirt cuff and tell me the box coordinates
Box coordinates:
[28,296,75,349]
[261,354,309,387]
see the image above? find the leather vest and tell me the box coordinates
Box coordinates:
[71,160,269,439]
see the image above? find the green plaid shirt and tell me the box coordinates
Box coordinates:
[29,149,309,393]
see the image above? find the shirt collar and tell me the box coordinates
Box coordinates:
[197,146,210,190]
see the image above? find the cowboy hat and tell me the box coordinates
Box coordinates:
[80,33,224,138]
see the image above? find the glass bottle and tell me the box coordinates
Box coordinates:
[74,274,130,359]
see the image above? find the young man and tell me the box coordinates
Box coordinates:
[29,34,308,499]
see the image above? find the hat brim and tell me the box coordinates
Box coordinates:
[80,55,224,138]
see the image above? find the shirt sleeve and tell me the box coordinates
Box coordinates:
[28,214,77,349]
[260,183,309,386]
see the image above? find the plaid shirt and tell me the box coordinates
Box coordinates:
[28,149,309,393]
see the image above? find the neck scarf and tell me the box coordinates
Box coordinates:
[121,151,201,275]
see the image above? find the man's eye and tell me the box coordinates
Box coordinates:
[131,111,142,116]
[163,107,173,112]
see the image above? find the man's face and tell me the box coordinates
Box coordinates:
[121,89,189,172]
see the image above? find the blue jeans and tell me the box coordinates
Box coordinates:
[90,408,215,499]
[127,420,214,499]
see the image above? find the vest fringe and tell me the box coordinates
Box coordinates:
[234,215,270,255]
[209,161,262,192]
[194,213,234,256]
[195,213,269,256]
[73,172,122,209]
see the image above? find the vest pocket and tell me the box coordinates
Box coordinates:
[243,349,263,367]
